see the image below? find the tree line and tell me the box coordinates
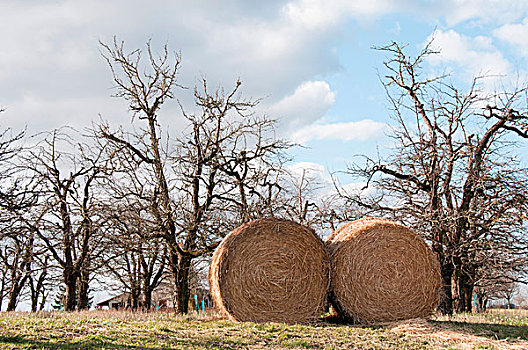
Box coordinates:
[1,38,527,314]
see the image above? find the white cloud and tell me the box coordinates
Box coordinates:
[438,0,528,26]
[340,181,377,198]
[288,161,326,177]
[494,19,528,57]
[0,0,344,132]
[286,161,333,188]
[269,81,335,129]
[1,0,526,136]
[2,95,128,133]
[291,119,385,144]
[427,29,512,80]
[282,0,396,30]
[281,0,528,29]
[0,1,101,77]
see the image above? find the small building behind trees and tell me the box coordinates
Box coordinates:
[95,293,130,310]
[95,282,212,312]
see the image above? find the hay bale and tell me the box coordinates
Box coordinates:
[209,218,330,324]
[326,217,441,324]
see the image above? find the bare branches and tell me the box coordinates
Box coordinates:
[98,125,154,164]
[340,38,528,314]
[14,128,112,311]
[370,165,431,192]
[97,38,293,313]
[100,37,183,120]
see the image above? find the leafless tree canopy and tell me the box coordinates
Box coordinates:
[2,38,526,314]
[0,115,38,311]
[96,39,295,313]
[339,41,528,314]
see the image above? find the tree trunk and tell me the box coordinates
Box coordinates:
[77,276,90,310]
[6,280,24,311]
[77,260,90,310]
[170,250,192,314]
[29,277,38,312]
[143,282,153,311]
[39,291,48,311]
[131,284,141,311]
[64,271,78,311]
[30,260,48,312]
[454,271,466,313]
[0,274,6,311]
[7,270,30,312]
[463,280,474,313]
[31,295,38,312]
[477,295,487,312]
[438,262,454,315]
[453,269,474,313]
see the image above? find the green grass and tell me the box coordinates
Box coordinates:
[0,309,526,349]
[433,309,528,343]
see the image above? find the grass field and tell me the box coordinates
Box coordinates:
[1,309,527,349]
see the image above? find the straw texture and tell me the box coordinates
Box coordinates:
[326,218,441,324]
[209,218,330,324]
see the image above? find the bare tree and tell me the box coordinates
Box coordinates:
[475,270,523,311]
[0,229,33,311]
[21,129,110,311]
[274,167,345,234]
[280,168,322,226]
[102,201,167,311]
[168,80,290,312]
[495,282,518,309]
[27,254,50,312]
[98,39,290,313]
[0,112,37,311]
[0,259,7,310]
[340,40,528,314]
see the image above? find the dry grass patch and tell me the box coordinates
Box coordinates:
[0,309,527,349]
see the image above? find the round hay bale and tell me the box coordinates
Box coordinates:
[208,218,330,324]
[326,217,441,324]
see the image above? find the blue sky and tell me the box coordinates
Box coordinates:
[2,0,528,187]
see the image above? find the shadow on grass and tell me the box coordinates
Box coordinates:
[431,320,527,341]
[320,314,527,341]
[0,335,162,349]
[317,314,384,330]
[0,335,249,350]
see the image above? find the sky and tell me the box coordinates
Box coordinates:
[2,0,528,187]
[3,0,528,310]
